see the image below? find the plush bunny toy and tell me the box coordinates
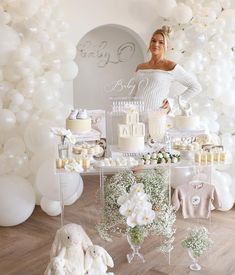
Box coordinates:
[45,223,93,275]
[84,245,114,275]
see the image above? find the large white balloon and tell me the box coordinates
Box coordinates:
[4,137,25,155]
[0,175,35,226]
[55,40,76,61]
[0,109,16,131]
[7,0,41,18]
[171,166,195,188]
[0,24,20,65]
[64,175,84,205]
[36,159,79,201]
[59,61,78,80]
[156,0,177,18]
[40,197,61,216]
[24,119,57,153]
[172,3,192,24]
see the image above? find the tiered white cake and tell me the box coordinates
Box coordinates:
[118,110,145,152]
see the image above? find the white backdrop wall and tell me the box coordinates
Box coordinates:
[60,0,165,104]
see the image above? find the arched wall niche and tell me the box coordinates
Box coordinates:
[74,24,147,110]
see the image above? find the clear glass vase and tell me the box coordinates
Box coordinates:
[58,143,69,159]
[187,249,201,271]
[126,226,145,263]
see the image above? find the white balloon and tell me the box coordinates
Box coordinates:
[36,159,79,201]
[21,99,33,111]
[44,71,63,88]
[29,147,56,174]
[218,115,235,134]
[221,0,231,9]
[11,154,30,177]
[0,24,20,66]
[64,175,84,205]
[54,40,76,60]
[0,175,35,226]
[40,197,61,216]
[16,110,29,123]
[220,9,235,31]
[11,45,31,61]
[171,166,194,188]
[156,0,177,18]
[172,3,192,24]
[0,11,11,24]
[0,109,16,131]
[24,119,57,153]
[10,91,24,105]
[221,133,234,150]
[4,137,25,155]
[33,88,57,110]
[59,61,78,80]
[8,0,41,18]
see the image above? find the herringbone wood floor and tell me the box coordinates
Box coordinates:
[0,175,235,275]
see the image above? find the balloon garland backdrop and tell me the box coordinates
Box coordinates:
[0,0,79,225]
[0,0,235,226]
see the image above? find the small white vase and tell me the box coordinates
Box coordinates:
[126,226,145,263]
[187,249,201,271]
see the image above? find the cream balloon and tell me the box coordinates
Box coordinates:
[0,175,35,226]
[4,137,25,155]
[156,0,177,18]
[172,3,192,24]
[55,40,77,61]
[0,24,20,65]
[0,109,16,131]
[171,166,194,188]
[59,61,78,80]
[40,197,61,216]
[8,0,41,18]
[24,119,57,153]
[36,159,79,201]
[64,175,84,205]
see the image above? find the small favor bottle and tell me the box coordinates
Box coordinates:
[201,150,207,164]
[194,151,201,164]
[207,150,214,163]
[219,150,226,162]
[213,149,220,163]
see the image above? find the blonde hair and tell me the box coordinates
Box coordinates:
[150,25,172,51]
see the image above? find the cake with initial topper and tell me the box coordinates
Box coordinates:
[173,96,199,130]
[66,109,91,133]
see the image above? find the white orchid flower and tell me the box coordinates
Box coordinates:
[117,193,129,205]
[136,208,156,225]
[51,127,72,136]
[119,200,135,217]
[127,214,138,228]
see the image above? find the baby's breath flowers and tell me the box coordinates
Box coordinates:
[97,169,176,252]
[181,226,213,259]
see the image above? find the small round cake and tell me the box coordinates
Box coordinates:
[66,118,91,133]
[174,115,199,130]
[66,109,91,133]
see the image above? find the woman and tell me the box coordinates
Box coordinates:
[133,26,201,113]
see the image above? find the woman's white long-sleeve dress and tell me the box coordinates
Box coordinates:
[133,64,201,112]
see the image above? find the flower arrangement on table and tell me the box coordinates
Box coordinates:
[51,127,76,145]
[97,169,176,253]
[181,226,213,259]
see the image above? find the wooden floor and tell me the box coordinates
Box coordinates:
[1,176,235,275]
